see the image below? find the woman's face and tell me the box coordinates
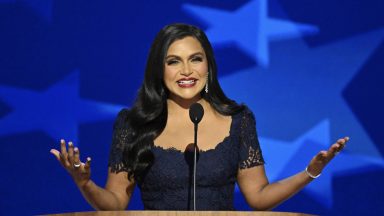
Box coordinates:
[163,36,208,102]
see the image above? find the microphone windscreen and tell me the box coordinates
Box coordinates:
[189,103,204,124]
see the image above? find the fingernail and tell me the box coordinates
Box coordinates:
[60,139,65,143]
[87,157,91,161]
[68,142,73,146]
[74,147,78,152]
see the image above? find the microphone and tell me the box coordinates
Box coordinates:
[189,103,204,124]
[189,103,204,211]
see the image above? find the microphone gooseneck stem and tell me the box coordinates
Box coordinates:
[193,122,197,211]
[189,103,203,211]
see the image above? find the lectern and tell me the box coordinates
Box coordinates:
[44,211,315,216]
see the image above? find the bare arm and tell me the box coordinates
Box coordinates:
[77,169,135,210]
[237,137,348,210]
[51,139,135,210]
[237,165,312,210]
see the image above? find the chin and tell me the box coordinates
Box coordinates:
[178,94,201,100]
[171,90,204,101]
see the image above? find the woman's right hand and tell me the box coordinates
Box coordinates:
[50,139,92,188]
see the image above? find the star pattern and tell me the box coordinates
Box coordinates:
[183,0,319,67]
[259,120,384,208]
[220,28,384,157]
[1,0,383,214]
[0,70,124,144]
[223,29,384,207]
[234,120,384,208]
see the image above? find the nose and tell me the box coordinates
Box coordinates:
[180,64,193,76]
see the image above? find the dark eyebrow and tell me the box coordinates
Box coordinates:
[189,52,205,58]
[165,55,181,60]
[165,52,205,60]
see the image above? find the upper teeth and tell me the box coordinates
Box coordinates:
[178,80,195,84]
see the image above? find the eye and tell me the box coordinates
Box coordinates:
[191,56,203,62]
[166,59,179,65]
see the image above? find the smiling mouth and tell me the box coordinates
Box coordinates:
[177,79,197,87]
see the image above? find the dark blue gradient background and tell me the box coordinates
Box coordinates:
[1,0,383,215]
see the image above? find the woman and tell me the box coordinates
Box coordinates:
[50,23,348,211]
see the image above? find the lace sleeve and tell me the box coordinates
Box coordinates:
[238,107,265,169]
[108,108,131,173]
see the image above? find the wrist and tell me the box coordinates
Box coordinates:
[75,178,92,190]
[305,166,321,179]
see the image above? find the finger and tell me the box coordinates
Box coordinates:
[328,144,340,157]
[332,137,349,153]
[84,157,91,171]
[68,141,75,165]
[59,139,71,167]
[52,149,70,167]
[60,139,68,157]
[339,136,350,150]
[317,150,336,164]
[330,143,340,152]
[73,147,81,169]
[337,138,347,147]
[50,149,61,161]
[327,142,345,160]
[314,150,327,162]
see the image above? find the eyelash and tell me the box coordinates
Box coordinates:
[167,60,179,65]
[166,56,203,66]
[191,57,203,62]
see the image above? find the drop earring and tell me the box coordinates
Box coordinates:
[205,72,209,93]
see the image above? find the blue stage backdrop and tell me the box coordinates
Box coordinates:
[1,0,384,215]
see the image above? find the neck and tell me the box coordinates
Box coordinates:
[167,96,209,115]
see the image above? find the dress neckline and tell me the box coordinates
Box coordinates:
[152,112,239,154]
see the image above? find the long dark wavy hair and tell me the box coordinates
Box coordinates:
[122,23,244,182]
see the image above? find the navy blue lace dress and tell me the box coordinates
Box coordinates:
[108,106,265,210]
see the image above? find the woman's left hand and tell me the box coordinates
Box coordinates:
[306,136,349,177]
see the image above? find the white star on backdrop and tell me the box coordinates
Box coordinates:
[0,70,124,144]
[183,0,319,67]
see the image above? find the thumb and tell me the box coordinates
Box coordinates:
[50,149,61,161]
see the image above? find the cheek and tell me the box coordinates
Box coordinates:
[163,67,178,85]
[192,63,208,76]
